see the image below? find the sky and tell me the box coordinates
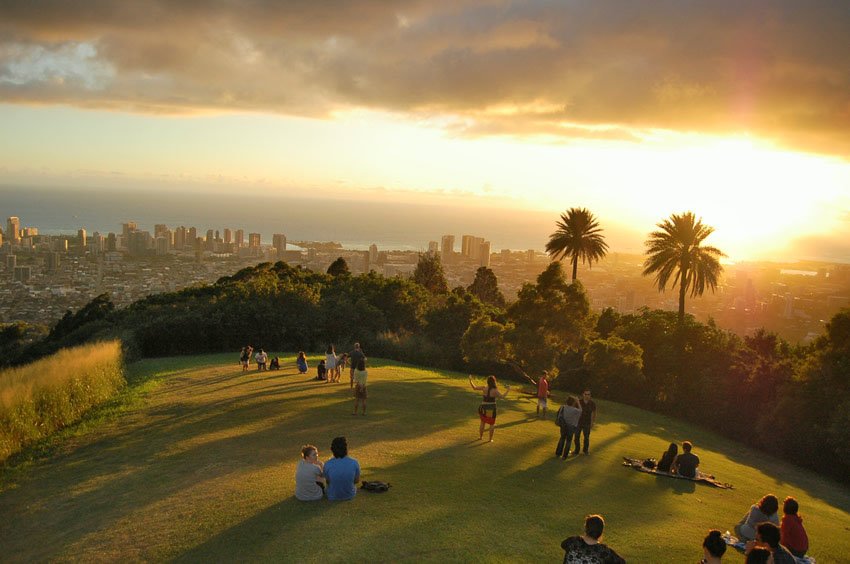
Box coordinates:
[1,1,849,262]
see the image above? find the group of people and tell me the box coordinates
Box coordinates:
[294,436,361,502]
[733,494,810,562]
[239,345,280,371]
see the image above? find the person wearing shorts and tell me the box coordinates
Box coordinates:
[468,374,511,442]
[353,357,368,415]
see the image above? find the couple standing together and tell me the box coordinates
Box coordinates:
[555,390,597,458]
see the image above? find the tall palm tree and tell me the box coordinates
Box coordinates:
[545,207,609,282]
[643,212,725,323]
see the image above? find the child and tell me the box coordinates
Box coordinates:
[296,351,308,374]
[317,359,327,381]
[780,496,808,558]
[269,356,280,370]
[335,353,348,383]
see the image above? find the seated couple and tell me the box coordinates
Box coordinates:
[657,440,700,478]
[295,436,361,501]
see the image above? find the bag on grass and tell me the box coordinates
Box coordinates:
[361,480,391,493]
[642,458,657,469]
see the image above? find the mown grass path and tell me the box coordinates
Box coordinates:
[1,354,849,562]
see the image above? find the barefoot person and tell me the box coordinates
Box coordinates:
[468,375,510,442]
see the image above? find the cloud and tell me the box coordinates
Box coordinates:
[1,0,848,155]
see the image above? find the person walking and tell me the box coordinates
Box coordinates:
[469,375,511,442]
[555,396,582,458]
[573,389,597,455]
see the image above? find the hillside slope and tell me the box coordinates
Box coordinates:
[1,354,848,562]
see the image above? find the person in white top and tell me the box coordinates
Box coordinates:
[325,344,338,382]
[295,444,325,501]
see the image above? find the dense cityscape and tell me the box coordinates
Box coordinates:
[2,214,848,344]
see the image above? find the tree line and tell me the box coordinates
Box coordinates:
[0,209,847,483]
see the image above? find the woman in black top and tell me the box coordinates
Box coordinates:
[657,442,678,472]
[468,375,510,442]
[561,514,625,564]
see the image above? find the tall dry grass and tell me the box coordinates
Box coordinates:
[0,340,125,462]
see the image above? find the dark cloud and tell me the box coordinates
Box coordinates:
[1,0,848,155]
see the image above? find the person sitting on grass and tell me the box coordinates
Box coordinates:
[560,514,626,564]
[352,357,368,416]
[745,522,796,564]
[745,547,771,564]
[735,494,780,541]
[780,496,809,558]
[323,436,360,501]
[316,359,327,381]
[294,444,324,501]
[700,529,726,564]
[269,356,280,370]
[296,351,308,374]
[656,442,678,473]
[672,440,700,478]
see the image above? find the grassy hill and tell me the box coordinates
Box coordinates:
[1,354,848,562]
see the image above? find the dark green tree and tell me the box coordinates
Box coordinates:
[583,336,644,400]
[412,253,448,294]
[643,212,725,324]
[326,257,350,277]
[467,267,505,307]
[545,207,609,282]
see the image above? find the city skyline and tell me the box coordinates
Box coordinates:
[1,2,849,263]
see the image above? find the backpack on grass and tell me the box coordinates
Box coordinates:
[361,480,391,493]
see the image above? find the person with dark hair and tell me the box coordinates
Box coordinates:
[294,444,324,501]
[560,514,625,563]
[317,359,327,381]
[239,346,250,371]
[255,348,268,371]
[672,440,700,478]
[747,522,796,564]
[555,396,582,459]
[573,389,597,455]
[744,547,771,564]
[269,356,280,370]
[700,529,726,563]
[780,496,808,558]
[349,343,365,389]
[469,374,511,442]
[735,494,780,541]
[656,442,678,473]
[325,344,338,382]
[352,356,368,415]
[323,436,360,501]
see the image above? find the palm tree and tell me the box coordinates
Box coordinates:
[642,212,725,323]
[545,207,609,282]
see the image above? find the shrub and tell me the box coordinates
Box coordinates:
[0,340,125,462]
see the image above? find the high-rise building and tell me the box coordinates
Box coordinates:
[13,265,31,283]
[46,252,62,272]
[235,229,245,247]
[89,232,105,255]
[154,224,169,239]
[187,227,198,245]
[128,230,152,256]
[273,234,287,257]
[461,235,474,257]
[441,235,455,263]
[107,233,118,251]
[428,241,439,254]
[155,236,170,255]
[223,228,232,245]
[174,226,187,250]
[369,244,378,264]
[21,226,37,238]
[5,254,16,270]
[6,217,20,243]
[122,222,137,248]
[479,241,491,267]
[249,233,261,248]
[205,229,215,251]
[0,229,3,247]
[77,228,87,249]
[54,239,68,253]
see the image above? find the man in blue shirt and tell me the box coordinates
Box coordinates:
[324,436,360,501]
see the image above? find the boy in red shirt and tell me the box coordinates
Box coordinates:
[536,371,550,418]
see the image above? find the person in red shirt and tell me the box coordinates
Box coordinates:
[535,371,551,418]
[780,496,809,558]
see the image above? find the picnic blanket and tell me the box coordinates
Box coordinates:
[724,535,817,563]
[622,457,734,489]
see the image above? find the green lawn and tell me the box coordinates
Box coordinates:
[1,354,848,562]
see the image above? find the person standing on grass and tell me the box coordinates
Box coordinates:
[512,364,551,418]
[560,514,625,564]
[469,374,510,442]
[352,356,368,415]
[294,444,325,501]
[325,344,338,382]
[239,346,250,371]
[555,396,582,459]
[323,436,360,501]
[573,389,596,455]
[349,343,365,389]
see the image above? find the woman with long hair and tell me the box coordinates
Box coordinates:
[656,442,678,472]
[326,344,338,382]
[468,374,510,442]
